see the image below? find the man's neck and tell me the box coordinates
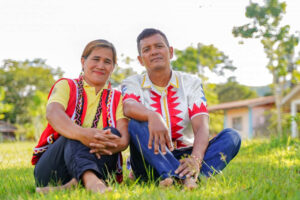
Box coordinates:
[147,68,172,87]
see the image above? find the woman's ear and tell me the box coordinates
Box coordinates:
[81,57,85,68]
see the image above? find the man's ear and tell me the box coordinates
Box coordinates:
[169,46,174,59]
[137,55,144,66]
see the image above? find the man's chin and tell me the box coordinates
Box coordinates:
[148,64,169,71]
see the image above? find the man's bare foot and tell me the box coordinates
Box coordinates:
[159,177,173,187]
[183,177,197,190]
[35,178,78,194]
[82,170,111,193]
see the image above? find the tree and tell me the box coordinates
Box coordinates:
[215,77,258,103]
[171,43,236,81]
[110,65,137,88]
[171,44,236,135]
[110,55,137,88]
[232,0,300,135]
[0,87,13,120]
[0,59,63,124]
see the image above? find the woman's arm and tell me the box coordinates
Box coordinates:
[46,102,119,150]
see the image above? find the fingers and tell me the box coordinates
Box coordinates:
[165,135,173,151]
[90,141,117,148]
[90,148,113,156]
[154,135,159,154]
[95,152,101,159]
[148,132,153,149]
[175,161,187,175]
[179,168,190,178]
[176,158,200,178]
[159,134,166,155]
[94,132,119,140]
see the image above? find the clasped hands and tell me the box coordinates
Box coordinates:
[80,128,120,159]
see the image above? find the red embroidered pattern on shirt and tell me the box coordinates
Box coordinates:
[188,102,208,118]
[124,93,141,102]
[167,87,184,142]
[150,91,162,115]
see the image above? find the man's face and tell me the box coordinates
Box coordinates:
[138,34,173,72]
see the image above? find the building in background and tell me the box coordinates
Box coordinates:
[0,121,16,142]
[281,84,300,138]
[208,96,275,139]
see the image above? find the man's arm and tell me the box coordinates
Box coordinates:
[123,99,173,154]
[191,114,209,161]
[175,114,209,178]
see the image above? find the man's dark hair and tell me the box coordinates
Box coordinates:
[137,28,170,55]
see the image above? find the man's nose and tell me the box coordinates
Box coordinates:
[150,48,159,55]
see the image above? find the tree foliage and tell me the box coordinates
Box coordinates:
[215,77,258,103]
[0,59,63,124]
[0,87,13,120]
[110,65,137,88]
[232,0,300,134]
[171,43,236,79]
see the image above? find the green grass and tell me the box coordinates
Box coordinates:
[0,137,299,200]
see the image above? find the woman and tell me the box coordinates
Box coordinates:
[31,39,129,193]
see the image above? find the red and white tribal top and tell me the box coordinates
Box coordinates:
[121,70,209,149]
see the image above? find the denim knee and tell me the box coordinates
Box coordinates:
[222,128,241,152]
[128,119,148,137]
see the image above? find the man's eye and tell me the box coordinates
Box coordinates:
[143,48,149,53]
[93,58,99,61]
[105,60,112,64]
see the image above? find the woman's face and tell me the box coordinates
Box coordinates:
[81,47,114,89]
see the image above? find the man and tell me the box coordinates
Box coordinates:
[121,28,241,188]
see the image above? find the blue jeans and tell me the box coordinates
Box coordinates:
[129,119,241,181]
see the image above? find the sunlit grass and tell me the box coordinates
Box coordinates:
[0,137,299,200]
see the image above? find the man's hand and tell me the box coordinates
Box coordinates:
[147,111,173,155]
[175,156,202,179]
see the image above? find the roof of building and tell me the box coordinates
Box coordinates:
[0,121,17,133]
[208,96,275,112]
[281,84,300,105]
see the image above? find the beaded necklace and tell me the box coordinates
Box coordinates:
[74,76,105,128]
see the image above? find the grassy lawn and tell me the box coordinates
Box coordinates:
[0,137,299,200]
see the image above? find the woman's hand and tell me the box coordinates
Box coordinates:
[88,129,120,156]
[89,118,129,158]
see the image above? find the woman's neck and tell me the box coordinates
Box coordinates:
[83,76,105,94]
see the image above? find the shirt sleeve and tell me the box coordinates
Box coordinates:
[115,95,127,120]
[186,75,209,119]
[47,79,70,110]
[121,76,142,103]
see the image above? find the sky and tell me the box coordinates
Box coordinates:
[0,0,299,87]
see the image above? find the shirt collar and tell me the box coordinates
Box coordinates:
[82,80,108,89]
[141,70,179,89]
[82,80,108,96]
